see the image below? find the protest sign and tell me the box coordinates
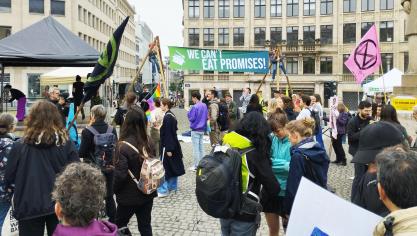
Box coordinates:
[287,178,382,236]
[168,46,269,73]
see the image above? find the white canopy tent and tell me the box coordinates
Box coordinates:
[363,68,403,95]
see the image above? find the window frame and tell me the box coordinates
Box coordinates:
[320,25,333,45]
[254,27,266,46]
[254,0,266,18]
[287,26,299,45]
[218,28,229,46]
[380,21,394,42]
[29,0,44,14]
[270,0,282,17]
[218,0,230,18]
[203,28,214,46]
[343,23,356,44]
[270,27,282,45]
[303,0,315,16]
[380,0,393,10]
[287,0,299,17]
[303,57,315,74]
[203,0,215,18]
[303,25,315,44]
[188,28,200,47]
[233,27,245,46]
[361,0,374,12]
[0,0,11,12]
[320,0,332,15]
[51,0,65,16]
[286,57,299,75]
[361,22,374,37]
[320,57,333,74]
[188,0,200,18]
[343,0,355,13]
[233,0,245,18]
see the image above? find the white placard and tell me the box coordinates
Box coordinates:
[287,178,382,236]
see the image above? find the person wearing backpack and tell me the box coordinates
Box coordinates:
[219,112,280,236]
[114,92,137,126]
[208,90,221,146]
[79,105,118,223]
[5,101,79,236]
[283,118,329,216]
[261,108,292,236]
[0,113,17,233]
[113,105,156,236]
[218,98,230,137]
[158,98,185,198]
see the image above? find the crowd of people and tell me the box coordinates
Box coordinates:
[0,80,414,236]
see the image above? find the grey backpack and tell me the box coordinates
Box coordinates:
[86,126,116,173]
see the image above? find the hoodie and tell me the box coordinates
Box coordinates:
[188,101,208,131]
[374,206,417,236]
[284,137,329,214]
[53,220,118,236]
[270,134,292,197]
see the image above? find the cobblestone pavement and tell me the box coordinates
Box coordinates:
[126,109,354,236]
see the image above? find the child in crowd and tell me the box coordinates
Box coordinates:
[52,163,118,236]
[284,118,330,216]
[262,108,292,236]
[0,113,17,233]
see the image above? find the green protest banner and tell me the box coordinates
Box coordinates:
[168,46,269,73]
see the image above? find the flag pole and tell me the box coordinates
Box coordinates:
[67,102,84,131]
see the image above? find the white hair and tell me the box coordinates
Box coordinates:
[49,86,59,94]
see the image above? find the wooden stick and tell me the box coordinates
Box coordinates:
[155,38,169,97]
[67,102,84,131]
[256,62,274,95]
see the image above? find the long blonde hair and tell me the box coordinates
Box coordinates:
[285,117,315,138]
[268,99,279,114]
[23,100,68,145]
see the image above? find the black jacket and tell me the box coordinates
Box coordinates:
[5,140,79,220]
[246,104,263,114]
[346,114,371,156]
[284,107,298,121]
[113,136,156,206]
[9,89,25,102]
[79,121,118,162]
[160,110,185,178]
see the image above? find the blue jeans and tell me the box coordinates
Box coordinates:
[220,219,257,236]
[0,201,10,233]
[191,131,205,168]
[157,177,178,194]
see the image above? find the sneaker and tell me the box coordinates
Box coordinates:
[157,192,169,198]
[188,166,197,172]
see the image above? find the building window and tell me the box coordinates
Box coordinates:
[380,21,394,42]
[343,54,350,74]
[188,0,199,18]
[28,73,41,98]
[320,25,332,44]
[219,28,229,46]
[404,52,409,72]
[0,0,11,12]
[303,57,315,74]
[287,26,299,45]
[270,0,282,17]
[343,23,356,44]
[188,28,199,46]
[233,27,245,46]
[254,0,265,18]
[303,26,315,44]
[287,0,299,17]
[0,26,11,40]
[361,22,374,37]
[361,0,374,11]
[380,0,393,10]
[51,0,65,15]
[204,28,214,46]
[320,0,332,15]
[320,57,332,74]
[343,0,355,13]
[234,0,244,18]
[254,27,266,46]
[304,0,315,16]
[29,0,44,13]
[381,53,393,72]
[270,27,282,45]
[286,57,298,74]
[219,0,229,18]
[204,0,214,18]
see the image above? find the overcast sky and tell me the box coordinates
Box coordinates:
[129,0,184,57]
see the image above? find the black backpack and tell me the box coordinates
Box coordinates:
[217,103,229,131]
[86,126,116,173]
[196,146,259,219]
[308,108,321,135]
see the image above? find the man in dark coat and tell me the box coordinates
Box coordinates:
[158,99,185,197]
[347,101,372,202]
[4,85,26,122]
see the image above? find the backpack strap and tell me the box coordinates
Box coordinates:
[121,141,149,160]
[85,126,100,136]
[106,125,114,134]
[128,169,140,185]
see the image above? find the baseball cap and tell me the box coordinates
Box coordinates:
[351,121,405,164]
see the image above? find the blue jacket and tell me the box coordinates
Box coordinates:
[188,101,208,132]
[270,134,292,197]
[284,137,329,214]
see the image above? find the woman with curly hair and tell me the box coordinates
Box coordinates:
[52,163,118,235]
[5,100,79,236]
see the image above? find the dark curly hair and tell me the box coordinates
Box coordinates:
[52,163,105,227]
[234,111,271,160]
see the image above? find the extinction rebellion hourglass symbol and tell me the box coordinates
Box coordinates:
[354,39,378,70]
